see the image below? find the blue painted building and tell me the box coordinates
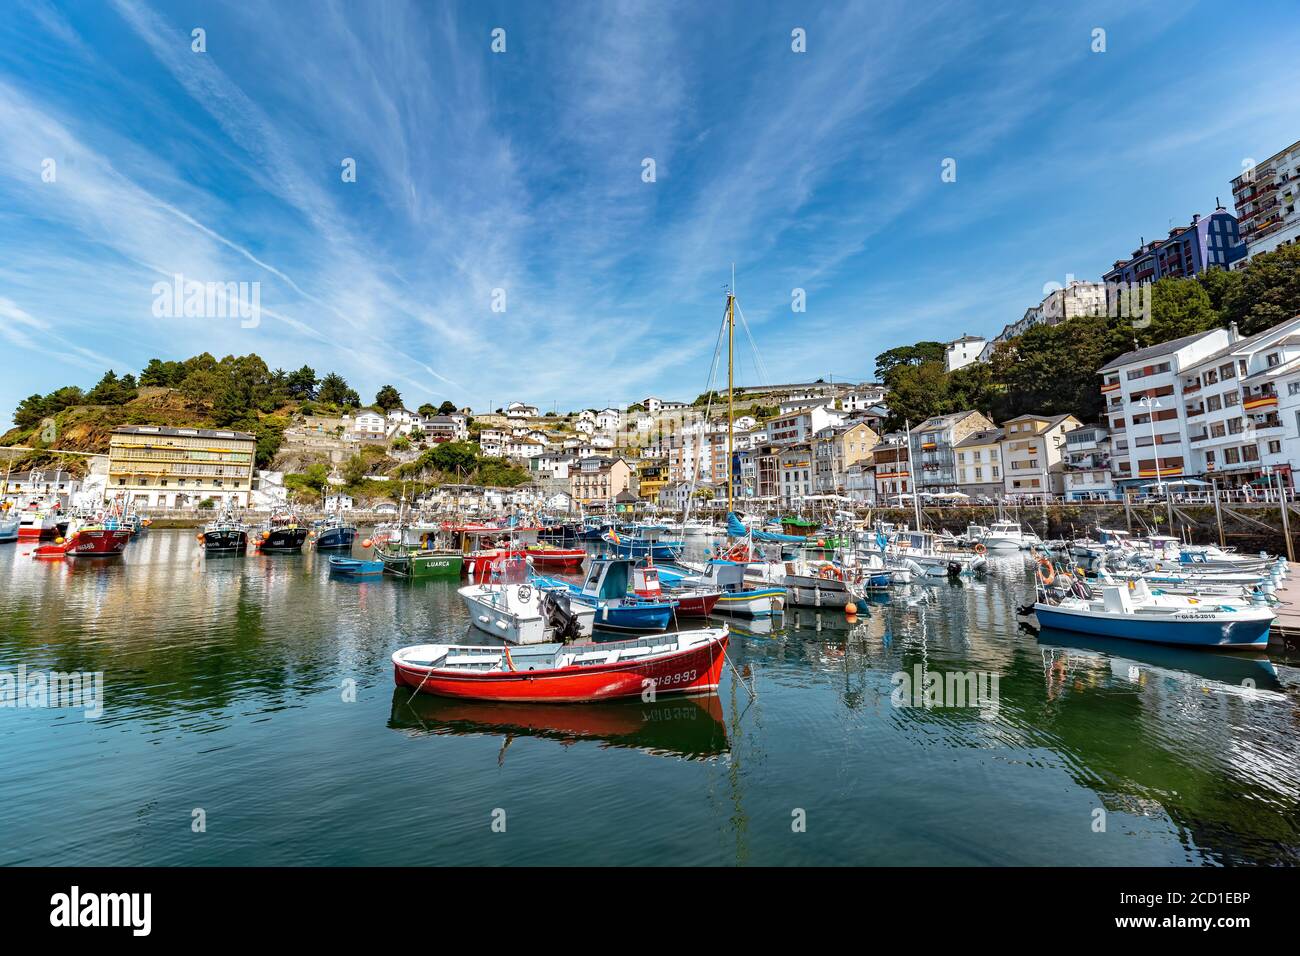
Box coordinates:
[1103,205,1246,289]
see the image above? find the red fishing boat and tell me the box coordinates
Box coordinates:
[33,514,132,559]
[392,626,729,703]
[17,505,61,540]
[633,561,720,617]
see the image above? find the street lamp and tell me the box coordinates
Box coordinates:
[1135,396,1164,497]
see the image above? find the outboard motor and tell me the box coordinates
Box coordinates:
[542,591,583,641]
[946,561,962,580]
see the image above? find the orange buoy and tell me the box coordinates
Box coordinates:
[196,533,205,542]
[262,530,271,539]
[844,602,858,616]
[54,536,64,544]
[361,538,373,549]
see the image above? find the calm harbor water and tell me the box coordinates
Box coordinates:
[1,530,1298,866]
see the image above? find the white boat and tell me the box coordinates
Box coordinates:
[459,580,596,645]
[656,560,784,617]
[890,530,986,577]
[980,520,1041,550]
[0,513,18,542]
[1033,576,1274,649]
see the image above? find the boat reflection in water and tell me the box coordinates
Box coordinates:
[387,689,728,762]
[1036,627,1283,695]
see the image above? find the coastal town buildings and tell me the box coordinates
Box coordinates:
[945,335,987,372]
[107,426,257,508]
[871,435,911,502]
[812,421,879,494]
[569,456,634,505]
[1231,139,1300,262]
[909,410,995,493]
[998,413,1081,497]
[1099,328,1235,488]
[1062,426,1116,500]
[1102,206,1245,291]
[953,427,1004,498]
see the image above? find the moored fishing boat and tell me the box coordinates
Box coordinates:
[0,512,18,543]
[51,514,132,558]
[1029,559,1274,649]
[17,506,61,540]
[256,509,309,553]
[314,514,358,550]
[633,560,720,617]
[201,509,249,554]
[601,526,682,561]
[657,559,784,616]
[533,554,676,633]
[459,555,595,644]
[392,626,729,703]
[980,520,1041,551]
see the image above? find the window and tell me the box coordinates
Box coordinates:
[1220,363,1235,379]
[1225,447,1240,464]
[1225,391,1239,407]
[1206,395,1222,412]
[1268,440,1281,454]
[1267,353,1280,367]
[1205,450,1216,464]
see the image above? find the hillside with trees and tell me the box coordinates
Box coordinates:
[877,244,1300,431]
[1,353,364,475]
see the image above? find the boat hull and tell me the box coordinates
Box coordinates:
[329,557,383,577]
[662,591,720,617]
[63,528,132,557]
[393,634,728,703]
[379,548,463,578]
[784,573,852,608]
[258,527,309,553]
[713,587,784,617]
[1033,603,1272,649]
[203,528,247,553]
[525,547,586,570]
[590,602,674,632]
[315,526,357,550]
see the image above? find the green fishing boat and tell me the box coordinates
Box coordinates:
[375,542,463,578]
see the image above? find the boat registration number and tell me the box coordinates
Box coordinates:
[653,669,698,686]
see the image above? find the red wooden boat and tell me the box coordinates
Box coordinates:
[524,544,586,570]
[634,560,720,617]
[392,627,729,703]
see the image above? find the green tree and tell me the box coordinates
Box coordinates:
[319,372,361,408]
[374,385,403,412]
[417,403,437,418]
[285,365,318,401]
[1221,244,1300,334]
[874,342,946,387]
[437,400,457,415]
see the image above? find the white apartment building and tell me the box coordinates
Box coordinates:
[944,335,987,373]
[840,385,887,411]
[595,408,621,431]
[1232,138,1300,262]
[349,410,386,437]
[1180,316,1300,487]
[1062,426,1116,500]
[1098,328,1235,488]
[504,438,545,460]
[768,405,845,446]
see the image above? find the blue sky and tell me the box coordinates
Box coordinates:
[2,1,1299,424]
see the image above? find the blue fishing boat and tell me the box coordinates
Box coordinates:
[1031,568,1273,649]
[315,514,358,550]
[533,554,676,632]
[328,556,383,577]
[0,513,18,543]
[602,527,681,561]
[575,515,612,541]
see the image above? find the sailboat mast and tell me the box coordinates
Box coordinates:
[726,284,735,518]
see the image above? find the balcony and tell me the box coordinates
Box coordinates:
[1243,393,1278,411]
[1184,405,1205,418]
